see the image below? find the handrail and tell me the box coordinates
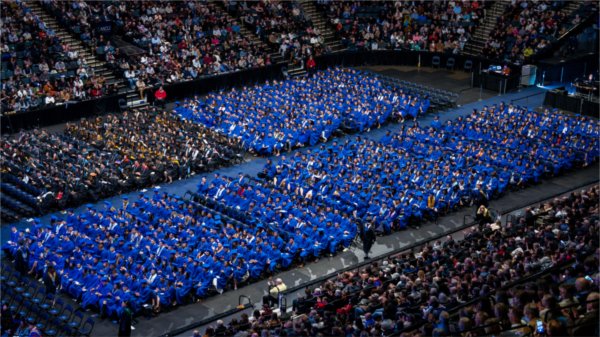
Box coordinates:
[509,90,547,105]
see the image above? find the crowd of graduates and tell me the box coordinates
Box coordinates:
[3,175,364,321]
[1,0,112,114]
[175,67,429,155]
[319,0,483,52]
[225,0,327,66]
[197,172,359,262]
[199,185,599,337]
[247,103,598,234]
[0,106,243,217]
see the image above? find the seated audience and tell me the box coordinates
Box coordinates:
[1,0,110,113]
[320,0,483,52]
[225,0,328,66]
[175,67,429,155]
[0,106,244,216]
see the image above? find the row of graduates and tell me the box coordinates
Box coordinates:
[0,106,244,216]
[2,190,353,319]
[175,67,429,155]
[197,173,359,255]
[251,105,598,234]
[418,104,598,173]
[449,104,599,167]
[257,137,499,234]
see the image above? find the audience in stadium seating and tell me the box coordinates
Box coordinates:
[42,0,271,87]
[225,0,328,66]
[175,67,429,155]
[200,185,599,337]
[1,0,111,114]
[319,0,483,52]
[482,1,573,64]
[0,106,243,216]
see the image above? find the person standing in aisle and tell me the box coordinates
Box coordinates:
[362,222,376,260]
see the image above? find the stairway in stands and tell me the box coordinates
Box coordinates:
[562,1,587,19]
[463,1,506,56]
[27,2,126,95]
[211,2,284,66]
[288,0,346,77]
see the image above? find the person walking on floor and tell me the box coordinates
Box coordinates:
[362,222,376,260]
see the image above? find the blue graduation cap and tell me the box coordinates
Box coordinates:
[86,204,94,208]
[50,215,58,221]
[103,201,112,207]
[122,196,129,200]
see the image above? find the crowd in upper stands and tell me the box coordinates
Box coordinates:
[176,67,429,155]
[2,0,597,116]
[0,106,243,217]
[41,0,271,90]
[319,0,483,52]
[482,0,597,64]
[225,0,328,65]
[1,0,114,114]
[198,185,599,337]
[482,1,569,64]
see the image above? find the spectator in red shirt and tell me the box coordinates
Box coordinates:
[306,56,316,75]
[154,86,167,108]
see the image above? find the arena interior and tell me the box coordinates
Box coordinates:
[0,1,599,337]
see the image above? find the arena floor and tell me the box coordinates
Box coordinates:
[2,67,595,337]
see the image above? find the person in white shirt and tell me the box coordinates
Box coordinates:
[45,95,56,105]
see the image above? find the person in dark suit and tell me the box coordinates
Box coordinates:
[43,265,60,295]
[118,300,132,337]
[362,223,376,260]
[14,239,29,276]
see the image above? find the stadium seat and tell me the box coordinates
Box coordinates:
[446,57,456,70]
[464,59,473,72]
[431,56,441,68]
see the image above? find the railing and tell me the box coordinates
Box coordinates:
[158,297,253,337]
[510,90,547,106]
